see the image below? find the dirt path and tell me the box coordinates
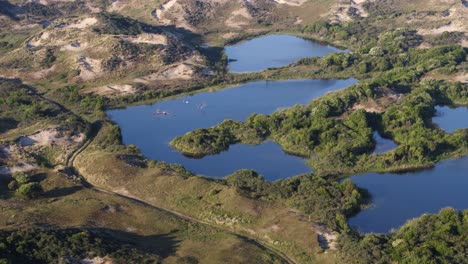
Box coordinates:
[84,181,296,264]
[66,122,297,264]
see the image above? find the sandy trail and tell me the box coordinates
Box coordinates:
[83,85,136,98]
[274,0,307,6]
[124,34,168,45]
[418,23,465,35]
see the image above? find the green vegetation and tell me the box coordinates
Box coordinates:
[94,12,161,35]
[337,208,468,264]
[0,227,161,264]
[172,42,467,176]
[1,0,467,263]
[8,172,43,199]
[0,169,287,264]
[224,170,367,229]
[0,78,85,135]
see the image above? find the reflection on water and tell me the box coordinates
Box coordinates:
[225,35,345,73]
[107,79,357,180]
[433,105,468,133]
[348,156,468,233]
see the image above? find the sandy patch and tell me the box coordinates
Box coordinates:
[154,0,210,30]
[418,23,464,35]
[225,7,252,28]
[353,100,385,113]
[0,144,39,176]
[313,224,338,250]
[77,56,103,81]
[12,128,85,165]
[32,0,74,5]
[83,84,136,98]
[274,0,307,6]
[317,231,338,250]
[328,0,369,23]
[417,42,433,49]
[108,0,125,12]
[461,39,468,47]
[222,32,237,39]
[294,17,303,25]
[453,72,468,83]
[353,94,403,113]
[30,64,56,79]
[0,163,38,176]
[80,257,113,264]
[60,41,88,51]
[27,31,51,47]
[85,1,102,13]
[269,224,281,232]
[134,63,194,83]
[155,0,178,23]
[123,33,167,45]
[19,128,84,148]
[67,17,98,29]
[423,71,468,84]
[115,187,131,196]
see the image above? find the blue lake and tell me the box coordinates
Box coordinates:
[433,105,468,133]
[348,156,468,233]
[107,79,357,180]
[372,131,398,154]
[108,34,467,233]
[225,35,344,73]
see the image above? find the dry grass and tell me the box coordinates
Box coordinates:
[74,124,339,263]
[0,169,285,263]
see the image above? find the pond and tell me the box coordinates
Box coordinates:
[432,105,468,133]
[107,78,357,180]
[372,131,397,154]
[225,34,345,73]
[109,34,467,234]
[348,156,468,233]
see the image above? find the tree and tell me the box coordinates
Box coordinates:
[12,171,32,185]
[16,182,42,199]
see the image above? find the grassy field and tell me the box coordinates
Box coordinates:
[1,0,467,263]
[0,168,288,263]
[74,138,335,263]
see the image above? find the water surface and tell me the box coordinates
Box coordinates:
[348,156,468,233]
[372,131,397,154]
[108,79,356,180]
[432,106,468,133]
[225,35,344,73]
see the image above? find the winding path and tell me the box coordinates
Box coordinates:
[65,120,298,264]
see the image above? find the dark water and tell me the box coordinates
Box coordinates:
[107,78,357,180]
[225,35,344,73]
[372,131,397,154]
[433,106,468,133]
[348,156,468,233]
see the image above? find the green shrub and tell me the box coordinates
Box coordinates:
[16,182,42,199]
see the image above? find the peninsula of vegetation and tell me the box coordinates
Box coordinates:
[0,0,467,263]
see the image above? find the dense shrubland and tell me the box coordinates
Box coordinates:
[0,78,85,135]
[171,40,467,176]
[1,2,466,263]
[337,208,468,264]
[6,171,43,199]
[0,227,161,264]
[224,170,367,229]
